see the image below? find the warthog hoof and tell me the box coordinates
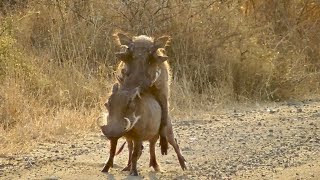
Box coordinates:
[101,161,113,172]
[129,169,138,176]
[160,136,168,155]
[122,164,131,171]
[149,162,160,172]
[178,156,187,170]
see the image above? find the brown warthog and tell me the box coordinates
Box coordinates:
[97,83,186,176]
[114,33,171,155]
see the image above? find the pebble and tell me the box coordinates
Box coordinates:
[165,160,172,164]
[45,175,59,180]
[267,108,276,114]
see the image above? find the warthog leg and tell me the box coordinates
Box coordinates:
[129,140,143,176]
[118,140,144,171]
[122,139,133,171]
[149,136,160,171]
[167,118,187,170]
[156,93,169,155]
[101,138,118,172]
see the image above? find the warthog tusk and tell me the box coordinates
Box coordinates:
[131,113,141,128]
[97,112,108,127]
[152,68,161,84]
[124,117,131,131]
[133,87,141,99]
[124,113,141,132]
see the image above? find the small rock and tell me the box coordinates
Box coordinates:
[57,156,65,160]
[165,160,172,164]
[287,101,300,106]
[45,175,59,180]
[296,108,303,113]
[267,108,276,114]
[309,139,317,143]
[71,145,76,148]
[258,122,262,126]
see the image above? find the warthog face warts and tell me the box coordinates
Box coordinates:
[98,83,141,139]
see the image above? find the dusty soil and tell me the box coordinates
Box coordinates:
[1,100,320,180]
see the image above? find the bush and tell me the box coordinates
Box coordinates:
[1,0,320,154]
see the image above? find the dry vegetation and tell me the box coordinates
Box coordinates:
[1,0,320,155]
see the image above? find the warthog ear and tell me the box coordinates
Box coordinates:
[114,33,132,46]
[153,48,168,63]
[112,83,119,93]
[154,36,171,49]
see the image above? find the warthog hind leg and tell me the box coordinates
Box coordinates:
[149,136,160,171]
[156,93,169,155]
[167,118,187,170]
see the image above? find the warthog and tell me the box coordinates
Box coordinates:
[97,83,186,176]
[114,33,171,155]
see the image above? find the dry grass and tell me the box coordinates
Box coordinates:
[1,0,320,155]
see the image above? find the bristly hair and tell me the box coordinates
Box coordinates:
[133,35,154,42]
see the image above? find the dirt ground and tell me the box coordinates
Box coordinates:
[1,100,320,180]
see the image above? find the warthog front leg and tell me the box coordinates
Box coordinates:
[101,139,118,172]
[130,140,143,176]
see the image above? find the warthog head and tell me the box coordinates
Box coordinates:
[97,83,141,139]
[114,33,171,88]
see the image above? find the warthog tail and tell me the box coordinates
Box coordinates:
[116,141,126,155]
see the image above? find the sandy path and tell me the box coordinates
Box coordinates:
[1,100,319,179]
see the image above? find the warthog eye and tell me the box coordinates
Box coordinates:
[125,99,135,115]
[147,54,156,65]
